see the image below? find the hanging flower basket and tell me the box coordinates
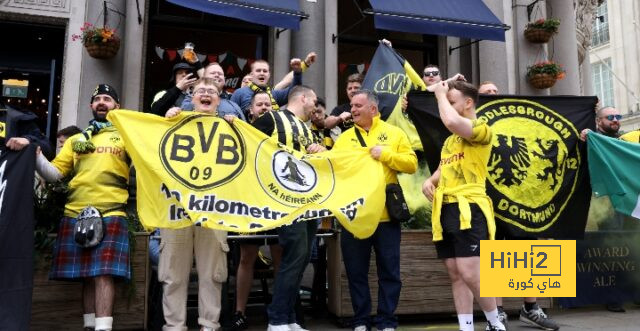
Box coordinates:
[524,18,560,44]
[526,61,565,89]
[528,73,557,89]
[72,22,120,59]
[85,36,120,59]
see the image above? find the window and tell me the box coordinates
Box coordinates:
[592,58,614,108]
[592,1,610,47]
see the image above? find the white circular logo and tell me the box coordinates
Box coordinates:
[272,150,317,192]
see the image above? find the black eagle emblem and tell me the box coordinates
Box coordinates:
[488,134,531,187]
[532,138,562,190]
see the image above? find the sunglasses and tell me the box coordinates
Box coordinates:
[423,71,440,77]
[603,114,622,121]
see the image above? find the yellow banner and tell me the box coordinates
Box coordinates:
[480,240,576,297]
[108,110,386,238]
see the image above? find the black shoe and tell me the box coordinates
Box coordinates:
[519,305,559,330]
[225,311,248,331]
[605,303,625,313]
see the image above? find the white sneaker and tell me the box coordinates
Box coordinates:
[287,323,309,331]
[353,326,367,331]
[380,328,396,331]
[200,327,214,331]
[267,324,291,331]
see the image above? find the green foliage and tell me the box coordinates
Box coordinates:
[526,18,561,33]
[526,61,566,78]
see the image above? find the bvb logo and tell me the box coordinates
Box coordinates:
[477,99,580,232]
[159,114,246,190]
[255,140,335,207]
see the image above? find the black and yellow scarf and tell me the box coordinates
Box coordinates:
[248,82,280,111]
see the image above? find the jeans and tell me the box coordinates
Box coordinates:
[341,221,401,330]
[267,220,317,325]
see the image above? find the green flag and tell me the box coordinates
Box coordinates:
[587,132,640,219]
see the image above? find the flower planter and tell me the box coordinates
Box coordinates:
[85,36,120,59]
[31,232,149,330]
[524,27,554,43]
[528,73,558,89]
[326,230,551,317]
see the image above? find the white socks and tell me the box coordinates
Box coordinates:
[458,313,474,331]
[83,313,95,328]
[95,316,113,331]
[484,308,506,329]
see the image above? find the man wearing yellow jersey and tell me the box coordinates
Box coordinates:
[333,90,417,331]
[35,84,129,331]
[422,81,505,331]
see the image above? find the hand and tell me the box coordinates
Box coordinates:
[370,145,383,160]
[422,178,436,201]
[5,137,30,151]
[176,73,197,91]
[580,128,592,142]
[339,111,352,122]
[450,73,466,82]
[304,52,317,66]
[36,146,42,155]
[380,38,393,48]
[306,143,326,154]
[165,107,181,118]
[223,115,236,123]
[433,81,449,98]
[401,94,408,113]
[290,58,303,73]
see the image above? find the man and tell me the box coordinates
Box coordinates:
[180,62,246,121]
[325,73,363,132]
[310,98,334,150]
[231,57,305,114]
[150,62,198,116]
[252,85,326,331]
[162,78,229,331]
[333,90,417,331]
[421,81,505,331]
[422,64,466,87]
[580,106,628,313]
[35,84,130,331]
[479,83,559,330]
[0,101,52,330]
[227,91,283,331]
[56,125,82,150]
[478,81,499,95]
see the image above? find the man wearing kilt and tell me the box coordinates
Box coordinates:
[35,84,130,331]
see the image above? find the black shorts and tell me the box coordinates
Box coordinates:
[435,203,488,259]
[238,229,279,246]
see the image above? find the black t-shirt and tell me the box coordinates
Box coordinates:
[330,103,354,132]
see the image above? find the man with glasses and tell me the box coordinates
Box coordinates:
[580,106,628,313]
[161,78,230,331]
[422,65,467,88]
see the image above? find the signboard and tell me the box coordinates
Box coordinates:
[2,79,28,99]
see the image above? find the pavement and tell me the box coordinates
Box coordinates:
[227,304,640,331]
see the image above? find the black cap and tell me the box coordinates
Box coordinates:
[91,84,119,104]
[170,62,194,82]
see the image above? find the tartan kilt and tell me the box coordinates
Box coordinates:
[50,216,131,280]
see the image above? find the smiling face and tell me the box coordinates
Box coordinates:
[90,94,119,121]
[301,90,318,122]
[251,61,270,87]
[346,81,361,101]
[192,82,220,114]
[204,64,225,90]
[350,93,377,129]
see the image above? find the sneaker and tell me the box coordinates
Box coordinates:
[226,312,248,330]
[201,327,214,331]
[287,323,308,331]
[498,308,508,328]
[353,326,367,331]
[519,305,559,330]
[380,328,396,331]
[267,324,291,331]
[485,321,506,331]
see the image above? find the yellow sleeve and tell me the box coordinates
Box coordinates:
[468,119,492,145]
[51,133,77,176]
[620,131,640,143]
[379,127,418,174]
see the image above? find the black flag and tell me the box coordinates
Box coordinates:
[0,145,37,330]
[408,92,597,239]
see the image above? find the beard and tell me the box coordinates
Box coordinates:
[599,123,620,137]
[92,104,110,122]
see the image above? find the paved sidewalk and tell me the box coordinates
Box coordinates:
[230,304,640,331]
